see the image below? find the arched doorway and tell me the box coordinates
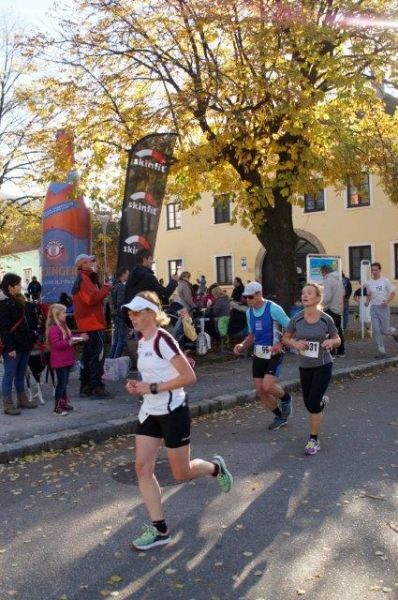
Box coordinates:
[260,233,324,299]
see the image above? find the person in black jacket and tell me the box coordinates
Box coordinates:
[0,273,38,415]
[231,277,244,302]
[27,276,42,301]
[124,249,178,305]
[109,267,129,358]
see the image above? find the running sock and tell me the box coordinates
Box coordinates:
[310,434,318,441]
[212,463,220,477]
[273,407,282,418]
[152,520,168,535]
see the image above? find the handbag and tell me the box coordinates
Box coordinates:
[182,315,197,342]
[0,316,25,355]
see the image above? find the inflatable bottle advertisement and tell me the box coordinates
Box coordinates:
[41,130,91,303]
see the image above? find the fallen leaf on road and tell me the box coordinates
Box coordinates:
[387,522,398,533]
[296,590,306,596]
[165,568,176,575]
[107,575,122,585]
[243,551,253,557]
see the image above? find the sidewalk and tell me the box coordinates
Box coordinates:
[1,328,398,463]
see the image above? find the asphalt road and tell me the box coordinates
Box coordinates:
[0,367,397,600]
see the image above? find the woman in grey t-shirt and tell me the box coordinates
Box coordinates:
[283,283,341,455]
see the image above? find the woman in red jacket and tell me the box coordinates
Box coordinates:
[46,304,87,415]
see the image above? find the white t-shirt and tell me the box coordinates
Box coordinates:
[365,276,395,306]
[137,328,186,421]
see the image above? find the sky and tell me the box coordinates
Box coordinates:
[3,0,71,30]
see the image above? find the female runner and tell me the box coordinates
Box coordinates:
[282,283,341,455]
[124,291,233,550]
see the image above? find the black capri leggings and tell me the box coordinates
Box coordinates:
[299,363,333,414]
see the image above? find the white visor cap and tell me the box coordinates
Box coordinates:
[122,296,160,313]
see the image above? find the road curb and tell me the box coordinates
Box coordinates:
[1,358,397,464]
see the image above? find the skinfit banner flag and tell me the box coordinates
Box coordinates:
[117,133,177,270]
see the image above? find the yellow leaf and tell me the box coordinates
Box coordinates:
[107,575,122,585]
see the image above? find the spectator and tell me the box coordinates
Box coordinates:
[365,261,398,358]
[205,286,230,338]
[342,272,352,330]
[124,249,178,305]
[320,265,345,357]
[27,276,42,301]
[109,267,129,358]
[202,283,219,309]
[46,303,88,415]
[59,292,75,329]
[191,284,201,307]
[196,275,207,296]
[173,271,196,313]
[72,254,113,398]
[0,273,38,415]
[231,277,244,302]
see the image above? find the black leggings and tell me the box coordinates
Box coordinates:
[299,363,333,414]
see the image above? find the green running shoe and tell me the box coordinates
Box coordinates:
[132,524,170,551]
[212,455,233,493]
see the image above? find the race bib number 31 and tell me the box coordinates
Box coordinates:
[254,345,272,359]
[299,341,319,358]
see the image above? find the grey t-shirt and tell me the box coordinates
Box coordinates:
[286,310,338,368]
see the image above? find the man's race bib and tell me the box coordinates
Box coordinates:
[254,344,272,359]
[299,341,319,358]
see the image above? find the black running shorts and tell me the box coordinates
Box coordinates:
[136,401,191,448]
[252,353,283,379]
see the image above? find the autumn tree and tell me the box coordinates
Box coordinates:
[33,0,398,309]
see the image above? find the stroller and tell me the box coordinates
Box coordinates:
[165,303,210,358]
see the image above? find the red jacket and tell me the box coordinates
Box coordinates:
[72,270,110,332]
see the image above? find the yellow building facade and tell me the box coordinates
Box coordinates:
[154,173,398,305]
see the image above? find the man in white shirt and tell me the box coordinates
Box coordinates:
[365,262,398,358]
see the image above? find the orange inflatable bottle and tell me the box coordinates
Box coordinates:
[41,130,91,302]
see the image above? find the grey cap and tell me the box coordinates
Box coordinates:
[75,254,96,266]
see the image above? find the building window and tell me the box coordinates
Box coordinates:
[166,203,182,230]
[304,191,325,213]
[216,256,232,285]
[214,194,231,224]
[347,174,370,208]
[394,244,398,280]
[168,259,183,279]
[23,268,32,285]
[349,245,372,280]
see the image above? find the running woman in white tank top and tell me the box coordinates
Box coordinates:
[124,291,233,551]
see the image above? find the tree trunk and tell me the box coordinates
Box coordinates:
[256,190,298,313]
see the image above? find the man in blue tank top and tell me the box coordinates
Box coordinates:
[233,281,293,430]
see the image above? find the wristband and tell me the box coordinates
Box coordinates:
[150,383,158,394]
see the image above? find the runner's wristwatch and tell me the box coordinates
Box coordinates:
[150,383,158,394]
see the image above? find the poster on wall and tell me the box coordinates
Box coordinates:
[306,254,342,285]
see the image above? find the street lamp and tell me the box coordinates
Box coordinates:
[96,211,111,282]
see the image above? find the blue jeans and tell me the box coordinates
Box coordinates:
[2,351,31,397]
[109,316,128,359]
[55,366,71,400]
